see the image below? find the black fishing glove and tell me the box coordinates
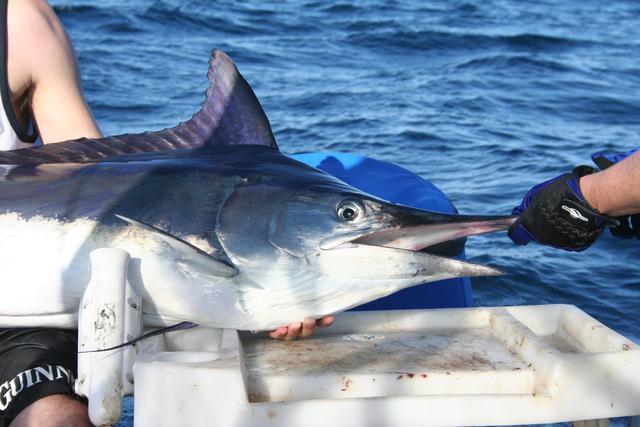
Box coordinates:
[606,215,640,239]
[591,149,640,239]
[508,166,610,251]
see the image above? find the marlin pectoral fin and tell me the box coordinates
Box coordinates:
[115,214,238,278]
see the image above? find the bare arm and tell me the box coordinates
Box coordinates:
[7,0,100,143]
[580,150,640,216]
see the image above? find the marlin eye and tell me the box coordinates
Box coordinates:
[337,199,364,222]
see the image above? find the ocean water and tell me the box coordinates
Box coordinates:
[49,0,639,425]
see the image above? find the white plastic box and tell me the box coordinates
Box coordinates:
[132,305,640,427]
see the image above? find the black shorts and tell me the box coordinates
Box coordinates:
[0,328,83,427]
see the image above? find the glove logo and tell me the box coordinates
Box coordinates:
[561,205,588,222]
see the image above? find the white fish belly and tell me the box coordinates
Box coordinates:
[0,213,245,327]
[0,213,97,316]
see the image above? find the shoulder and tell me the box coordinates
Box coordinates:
[7,0,75,88]
[8,0,63,34]
[8,0,68,53]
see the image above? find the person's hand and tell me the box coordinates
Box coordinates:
[508,166,610,251]
[592,149,640,239]
[269,316,334,340]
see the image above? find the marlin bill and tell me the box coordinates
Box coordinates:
[0,50,515,331]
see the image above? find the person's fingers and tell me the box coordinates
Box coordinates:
[285,322,302,341]
[270,316,334,341]
[269,326,288,339]
[317,316,334,328]
[299,317,316,339]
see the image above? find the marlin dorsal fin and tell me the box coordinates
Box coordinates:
[0,49,277,165]
[197,49,278,149]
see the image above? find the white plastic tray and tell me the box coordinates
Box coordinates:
[133,305,640,427]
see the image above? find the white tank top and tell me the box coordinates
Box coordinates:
[0,101,33,150]
[0,0,37,151]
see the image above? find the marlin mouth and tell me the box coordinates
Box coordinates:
[318,214,517,280]
[352,215,518,251]
[320,214,517,253]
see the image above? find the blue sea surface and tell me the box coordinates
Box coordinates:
[49,0,639,425]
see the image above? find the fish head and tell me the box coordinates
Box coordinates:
[214,168,516,326]
[270,186,515,279]
[218,166,515,290]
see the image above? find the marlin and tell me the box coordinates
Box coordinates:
[0,50,515,331]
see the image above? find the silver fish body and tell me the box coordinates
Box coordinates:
[0,50,514,331]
